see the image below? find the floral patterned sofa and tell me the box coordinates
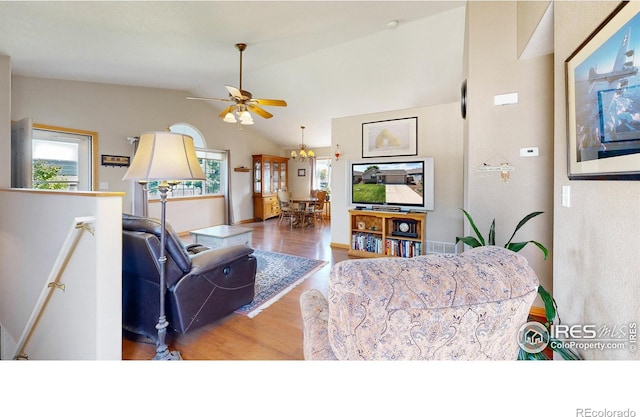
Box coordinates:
[299,246,539,360]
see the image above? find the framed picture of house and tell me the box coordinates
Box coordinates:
[565,1,640,179]
[362,117,417,158]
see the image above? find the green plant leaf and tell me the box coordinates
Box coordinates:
[530,240,549,260]
[505,211,544,247]
[537,285,557,325]
[455,236,483,248]
[505,241,528,253]
[505,240,548,260]
[488,219,496,246]
[461,209,485,246]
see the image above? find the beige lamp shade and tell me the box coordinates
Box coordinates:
[123,131,205,181]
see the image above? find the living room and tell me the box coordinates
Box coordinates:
[0,1,637,414]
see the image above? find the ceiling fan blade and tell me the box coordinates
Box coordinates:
[252,98,287,107]
[225,85,242,98]
[225,85,253,101]
[187,96,232,102]
[218,105,236,117]
[247,104,273,119]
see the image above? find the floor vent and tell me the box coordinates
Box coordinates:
[425,241,458,255]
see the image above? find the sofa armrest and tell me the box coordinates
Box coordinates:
[300,289,337,360]
[185,243,210,254]
[189,245,255,275]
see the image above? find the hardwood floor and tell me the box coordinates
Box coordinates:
[121,217,349,360]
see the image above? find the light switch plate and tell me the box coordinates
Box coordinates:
[562,185,570,207]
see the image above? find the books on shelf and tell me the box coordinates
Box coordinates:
[351,233,422,257]
[385,238,422,257]
[351,232,383,254]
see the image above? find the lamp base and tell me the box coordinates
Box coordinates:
[153,347,183,361]
[154,315,182,360]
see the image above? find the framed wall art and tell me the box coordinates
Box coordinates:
[101,154,130,167]
[297,168,306,177]
[362,117,417,158]
[566,1,640,179]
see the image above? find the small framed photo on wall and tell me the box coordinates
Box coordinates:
[297,168,306,176]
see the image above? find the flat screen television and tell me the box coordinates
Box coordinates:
[348,158,434,211]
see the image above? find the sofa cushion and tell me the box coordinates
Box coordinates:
[326,246,539,360]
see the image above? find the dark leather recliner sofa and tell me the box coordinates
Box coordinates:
[122,214,257,338]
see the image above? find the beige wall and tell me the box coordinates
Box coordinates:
[465,2,554,305]
[330,103,464,248]
[0,56,10,187]
[517,1,552,58]
[9,76,284,228]
[147,196,227,234]
[554,2,640,360]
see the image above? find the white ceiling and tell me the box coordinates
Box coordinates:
[0,1,467,149]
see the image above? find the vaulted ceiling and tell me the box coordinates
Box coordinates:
[0,1,466,148]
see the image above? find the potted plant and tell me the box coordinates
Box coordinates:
[456,209,581,360]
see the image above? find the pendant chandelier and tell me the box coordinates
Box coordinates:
[290,126,314,162]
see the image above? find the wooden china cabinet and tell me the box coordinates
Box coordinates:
[252,154,288,221]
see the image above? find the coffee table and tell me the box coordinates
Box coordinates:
[189,225,253,249]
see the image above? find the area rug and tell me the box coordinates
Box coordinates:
[235,250,327,318]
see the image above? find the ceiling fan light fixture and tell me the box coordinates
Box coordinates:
[239,110,253,123]
[189,43,287,125]
[223,112,237,123]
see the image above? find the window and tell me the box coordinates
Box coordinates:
[32,125,96,191]
[314,158,332,193]
[145,123,227,199]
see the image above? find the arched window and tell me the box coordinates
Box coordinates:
[169,123,206,148]
[145,123,227,199]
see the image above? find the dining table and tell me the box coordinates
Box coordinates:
[290,197,318,228]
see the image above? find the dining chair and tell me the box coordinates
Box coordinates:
[311,190,327,226]
[277,190,294,226]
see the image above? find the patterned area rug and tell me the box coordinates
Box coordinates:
[235,250,327,318]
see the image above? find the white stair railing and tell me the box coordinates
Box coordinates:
[13,216,95,360]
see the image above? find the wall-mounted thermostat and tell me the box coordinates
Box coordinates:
[520,147,539,157]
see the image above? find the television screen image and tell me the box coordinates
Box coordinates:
[350,158,434,210]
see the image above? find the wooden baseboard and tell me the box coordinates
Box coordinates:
[330,242,350,250]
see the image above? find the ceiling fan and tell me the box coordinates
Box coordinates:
[187,43,287,124]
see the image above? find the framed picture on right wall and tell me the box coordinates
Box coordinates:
[565,1,640,179]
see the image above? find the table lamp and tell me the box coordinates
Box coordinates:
[123,131,205,360]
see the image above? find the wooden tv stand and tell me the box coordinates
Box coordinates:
[348,209,426,258]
